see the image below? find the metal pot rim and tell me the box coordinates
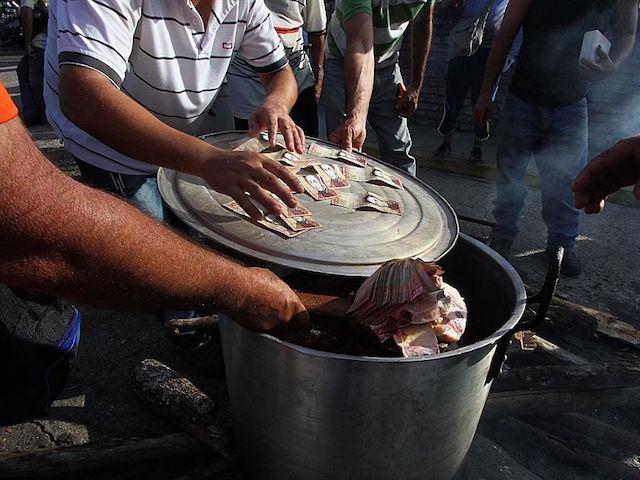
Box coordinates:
[224,235,528,362]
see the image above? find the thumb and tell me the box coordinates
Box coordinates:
[343,125,354,152]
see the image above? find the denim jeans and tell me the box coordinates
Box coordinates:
[324,58,416,176]
[16,47,46,119]
[492,94,588,249]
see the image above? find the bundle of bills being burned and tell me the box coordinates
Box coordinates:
[347,259,468,357]
[223,199,321,238]
[331,191,402,216]
[343,165,403,190]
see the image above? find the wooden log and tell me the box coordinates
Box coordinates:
[0,433,210,478]
[529,334,591,365]
[485,385,640,419]
[169,315,219,331]
[132,358,232,457]
[481,417,640,480]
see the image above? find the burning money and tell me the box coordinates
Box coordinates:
[347,259,468,357]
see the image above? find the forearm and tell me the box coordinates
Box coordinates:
[478,31,513,98]
[0,117,250,312]
[344,14,374,123]
[20,8,33,46]
[59,65,220,179]
[408,7,433,91]
[259,65,298,110]
[309,32,326,78]
[610,0,638,67]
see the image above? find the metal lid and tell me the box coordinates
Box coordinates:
[157,132,459,277]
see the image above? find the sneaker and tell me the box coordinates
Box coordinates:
[547,246,582,277]
[469,147,484,165]
[489,238,513,259]
[433,142,451,160]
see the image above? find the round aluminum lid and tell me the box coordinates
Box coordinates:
[157,132,459,277]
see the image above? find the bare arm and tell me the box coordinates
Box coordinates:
[572,135,640,214]
[473,0,529,126]
[308,30,326,102]
[251,64,305,151]
[579,0,638,80]
[397,4,434,118]
[328,12,374,151]
[59,65,302,221]
[20,6,33,55]
[0,115,307,330]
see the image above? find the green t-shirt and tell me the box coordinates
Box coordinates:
[326,0,435,68]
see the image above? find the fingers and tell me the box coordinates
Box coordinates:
[231,188,264,221]
[262,161,302,207]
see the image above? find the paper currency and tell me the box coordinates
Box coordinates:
[254,193,311,218]
[313,164,351,189]
[231,134,269,152]
[281,214,322,232]
[347,259,468,357]
[299,173,339,200]
[331,191,402,215]
[343,166,403,190]
[307,143,367,167]
[222,200,304,238]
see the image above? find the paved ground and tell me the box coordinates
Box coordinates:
[1,45,639,477]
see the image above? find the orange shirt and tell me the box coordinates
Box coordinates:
[0,82,18,124]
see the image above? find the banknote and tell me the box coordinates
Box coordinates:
[313,164,351,189]
[307,143,367,167]
[299,173,339,201]
[256,193,311,218]
[281,214,322,232]
[231,134,269,152]
[331,191,402,215]
[343,166,403,190]
[223,200,304,238]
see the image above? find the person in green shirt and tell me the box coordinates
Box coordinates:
[323,0,436,176]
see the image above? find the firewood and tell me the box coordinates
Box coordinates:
[132,358,233,457]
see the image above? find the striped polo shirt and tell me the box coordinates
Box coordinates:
[44,0,287,175]
[326,0,435,69]
[227,0,326,119]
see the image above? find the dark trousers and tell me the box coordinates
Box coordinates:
[16,47,46,122]
[438,48,497,141]
[234,85,319,137]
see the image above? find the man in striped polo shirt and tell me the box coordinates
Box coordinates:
[44,0,305,222]
[324,0,436,176]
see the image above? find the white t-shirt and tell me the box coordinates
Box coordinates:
[20,0,47,49]
[44,0,287,175]
[227,0,326,119]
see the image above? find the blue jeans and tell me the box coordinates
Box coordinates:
[493,94,588,249]
[324,58,416,176]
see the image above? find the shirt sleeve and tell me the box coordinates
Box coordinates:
[55,0,143,87]
[341,0,373,24]
[0,82,18,124]
[237,0,288,73]
[303,0,327,33]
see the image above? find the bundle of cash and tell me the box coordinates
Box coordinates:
[347,259,468,357]
[331,191,402,215]
[343,165,403,190]
[299,172,339,200]
[307,143,367,167]
[223,199,322,238]
[312,164,351,189]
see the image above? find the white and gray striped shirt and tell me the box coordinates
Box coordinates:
[44,0,287,175]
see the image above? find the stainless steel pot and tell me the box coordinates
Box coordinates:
[220,234,561,480]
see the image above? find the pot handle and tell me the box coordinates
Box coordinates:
[486,247,563,383]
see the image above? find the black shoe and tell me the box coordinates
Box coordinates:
[470,147,483,165]
[489,238,513,259]
[433,142,451,160]
[547,246,582,277]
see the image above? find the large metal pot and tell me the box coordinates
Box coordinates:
[220,234,561,480]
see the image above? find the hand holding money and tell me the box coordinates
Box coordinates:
[203,146,304,221]
[248,100,306,153]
